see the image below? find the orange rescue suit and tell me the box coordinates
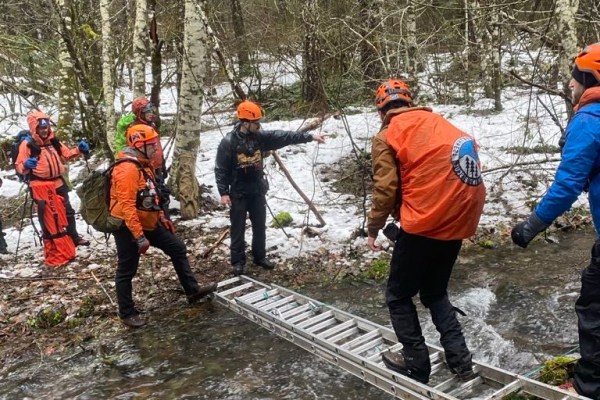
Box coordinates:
[370,107,486,240]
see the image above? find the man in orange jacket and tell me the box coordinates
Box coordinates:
[110,124,216,328]
[15,110,90,247]
[367,79,485,384]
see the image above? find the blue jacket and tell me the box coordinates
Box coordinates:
[535,98,600,236]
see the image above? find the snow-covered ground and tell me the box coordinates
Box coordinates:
[0,62,583,278]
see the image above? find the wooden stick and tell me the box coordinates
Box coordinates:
[271,151,326,227]
[201,228,230,258]
[91,271,115,307]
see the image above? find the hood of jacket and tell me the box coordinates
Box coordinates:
[26,111,55,146]
[117,147,154,166]
[575,86,600,111]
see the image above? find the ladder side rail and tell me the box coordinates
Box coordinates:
[519,377,591,400]
[214,292,459,400]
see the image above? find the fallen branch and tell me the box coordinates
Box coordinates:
[201,228,229,258]
[482,158,561,174]
[508,70,569,102]
[91,271,115,307]
[271,151,326,227]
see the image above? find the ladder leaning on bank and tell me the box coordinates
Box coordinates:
[213,276,590,400]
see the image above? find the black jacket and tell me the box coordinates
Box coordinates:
[215,123,313,197]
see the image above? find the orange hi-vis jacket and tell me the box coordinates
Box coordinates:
[15,111,82,188]
[109,149,161,239]
[368,107,486,240]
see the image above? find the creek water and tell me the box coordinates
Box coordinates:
[1,228,594,399]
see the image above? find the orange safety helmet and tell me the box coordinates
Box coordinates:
[126,124,159,149]
[236,100,264,121]
[573,43,600,86]
[374,79,413,110]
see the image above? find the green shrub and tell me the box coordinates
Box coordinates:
[272,211,293,227]
[27,304,66,329]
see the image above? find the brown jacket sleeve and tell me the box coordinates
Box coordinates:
[368,128,400,238]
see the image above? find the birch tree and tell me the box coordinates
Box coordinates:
[56,0,76,140]
[170,0,208,219]
[100,0,116,152]
[133,0,148,98]
[556,0,579,115]
[404,2,420,99]
[358,0,384,89]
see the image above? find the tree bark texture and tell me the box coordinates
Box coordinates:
[302,0,327,110]
[133,0,148,98]
[171,0,208,220]
[556,0,579,117]
[100,0,116,152]
[56,0,76,141]
[230,0,250,74]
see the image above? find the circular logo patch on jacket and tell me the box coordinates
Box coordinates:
[451,137,482,186]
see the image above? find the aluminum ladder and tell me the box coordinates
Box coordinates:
[213,276,589,400]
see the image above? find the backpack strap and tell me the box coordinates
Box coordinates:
[104,158,156,211]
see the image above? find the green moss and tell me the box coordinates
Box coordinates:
[361,258,390,281]
[538,356,577,386]
[66,317,85,329]
[272,211,293,227]
[478,239,496,249]
[77,296,95,318]
[27,304,67,329]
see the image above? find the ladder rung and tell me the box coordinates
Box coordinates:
[260,295,296,312]
[484,380,521,399]
[253,294,283,309]
[246,289,279,305]
[280,304,311,320]
[318,319,355,339]
[430,361,446,374]
[350,337,383,356]
[296,311,334,329]
[448,376,483,398]
[434,376,458,392]
[305,317,339,334]
[219,282,255,297]
[430,351,442,363]
[329,327,359,344]
[341,330,380,350]
[287,310,316,325]
[237,287,267,302]
[216,276,242,288]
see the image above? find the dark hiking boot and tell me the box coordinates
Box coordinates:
[0,247,8,254]
[232,264,246,276]
[73,236,90,246]
[188,282,218,304]
[121,313,146,328]
[382,350,430,384]
[255,259,275,270]
[450,365,477,381]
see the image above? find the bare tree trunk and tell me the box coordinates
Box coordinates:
[491,6,503,111]
[133,0,147,98]
[230,0,250,74]
[302,0,327,110]
[56,0,76,140]
[404,2,419,99]
[100,0,116,152]
[148,0,163,109]
[556,0,579,117]
[358,0,384,89]
[171,0,208,220]
[470,0,494,98]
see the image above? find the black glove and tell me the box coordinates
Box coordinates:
[136,235,150,254]
[511,213,550,248]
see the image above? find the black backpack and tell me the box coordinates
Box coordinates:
[11,130,63,181]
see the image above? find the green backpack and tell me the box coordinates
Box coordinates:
[77,159,148,233]
[115,113,136,153]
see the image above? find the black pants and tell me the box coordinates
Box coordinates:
[113,225,201,318]
[386,229,471,377]
[55,184,80,240]
[230,193,266,266]
[0,217,7,251]
[573,240,600,399]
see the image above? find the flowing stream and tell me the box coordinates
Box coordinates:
[1,228,594,399]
